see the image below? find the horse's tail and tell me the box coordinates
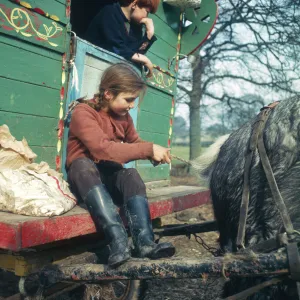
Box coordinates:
[192,134,230,183]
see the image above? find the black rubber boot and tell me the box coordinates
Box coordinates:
[125,195,175,259]
[84,184,131,268]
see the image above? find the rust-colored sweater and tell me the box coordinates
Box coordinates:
[66,104,153,168]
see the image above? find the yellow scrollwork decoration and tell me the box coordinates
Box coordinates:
[0,7,63,47]
[151,69,175,89]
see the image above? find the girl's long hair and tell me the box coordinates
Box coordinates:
[78,63,147,111]
[119,0,160,13]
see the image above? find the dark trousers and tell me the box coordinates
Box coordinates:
[67,157,146,206]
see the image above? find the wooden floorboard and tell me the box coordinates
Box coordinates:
[0,186,210,251]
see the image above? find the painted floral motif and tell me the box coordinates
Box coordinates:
[9,0,61,21]
[0,4,63,47]
[148,68,175,93]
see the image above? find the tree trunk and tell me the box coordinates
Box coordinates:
[189,55,202,160]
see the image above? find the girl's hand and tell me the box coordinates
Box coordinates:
[140,18,154,40]
[152,144,171,164]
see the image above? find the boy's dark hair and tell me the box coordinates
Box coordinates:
[119,0,160,14]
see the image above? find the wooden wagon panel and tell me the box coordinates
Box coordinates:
[0,0,70,169]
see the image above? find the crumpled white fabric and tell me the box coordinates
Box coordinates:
[0,125,76,217]
[0,124,37,169]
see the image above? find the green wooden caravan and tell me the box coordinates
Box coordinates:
[0,0,217,183]
[0,1,219,296]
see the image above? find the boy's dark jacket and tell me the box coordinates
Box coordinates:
[85,2,157,60]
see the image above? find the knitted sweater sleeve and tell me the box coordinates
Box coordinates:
[70,105,153,164]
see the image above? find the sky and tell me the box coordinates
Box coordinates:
[174,21,300,129]
[175,78,300,129]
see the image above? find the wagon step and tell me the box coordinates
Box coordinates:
[2,283,82,300]
[40,247,293,286]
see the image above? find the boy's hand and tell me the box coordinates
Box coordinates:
[143,57,153,77]
[152,144,171,164]
[140,18,154,40]
[131,53,153,77]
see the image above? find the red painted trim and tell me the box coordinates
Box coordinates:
[57,119,64,139]
[182,1,219,58]
[60,86,65,101]
[21,213,96,249]
[0,222,21,252]
[149,190,211,219]
[0,190,211,251]
[2,25,14,31]
[9,0,64,21]
[66,5,70,18]
[33,8,46,16]
[55,155,61,171]
[62,53,67,65]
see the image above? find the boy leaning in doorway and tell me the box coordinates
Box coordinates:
[85,0,159,77]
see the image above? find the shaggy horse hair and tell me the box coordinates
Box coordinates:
[200,97,300,299]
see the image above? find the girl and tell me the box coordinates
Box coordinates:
[67,63,175,268]
[85,0,159,77]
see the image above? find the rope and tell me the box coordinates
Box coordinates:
[171,154,203,170]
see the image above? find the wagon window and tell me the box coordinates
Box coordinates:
[70,0,117,38]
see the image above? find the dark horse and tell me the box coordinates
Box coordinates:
[202,97,300,299]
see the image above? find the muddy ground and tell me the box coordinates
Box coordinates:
[141,203,225,300]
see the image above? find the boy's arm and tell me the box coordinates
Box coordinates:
[97,14,155,74]
[136,35,157,55]
[138,18,157,54]
[97,10,156,56]
[131,53,153,76]
[94,11,136,60]
[141,18,154,40]
[88,7,155,75]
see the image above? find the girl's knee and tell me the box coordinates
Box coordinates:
[68,157,101,184]
[68,158,102,199]
[70,157,94,168]
[122,168,146,192]
[70,158,98,175]
[124,168,143,181]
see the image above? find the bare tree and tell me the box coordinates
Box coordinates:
[177,0,300,160]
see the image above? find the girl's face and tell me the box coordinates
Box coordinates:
[106,91,140,116]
